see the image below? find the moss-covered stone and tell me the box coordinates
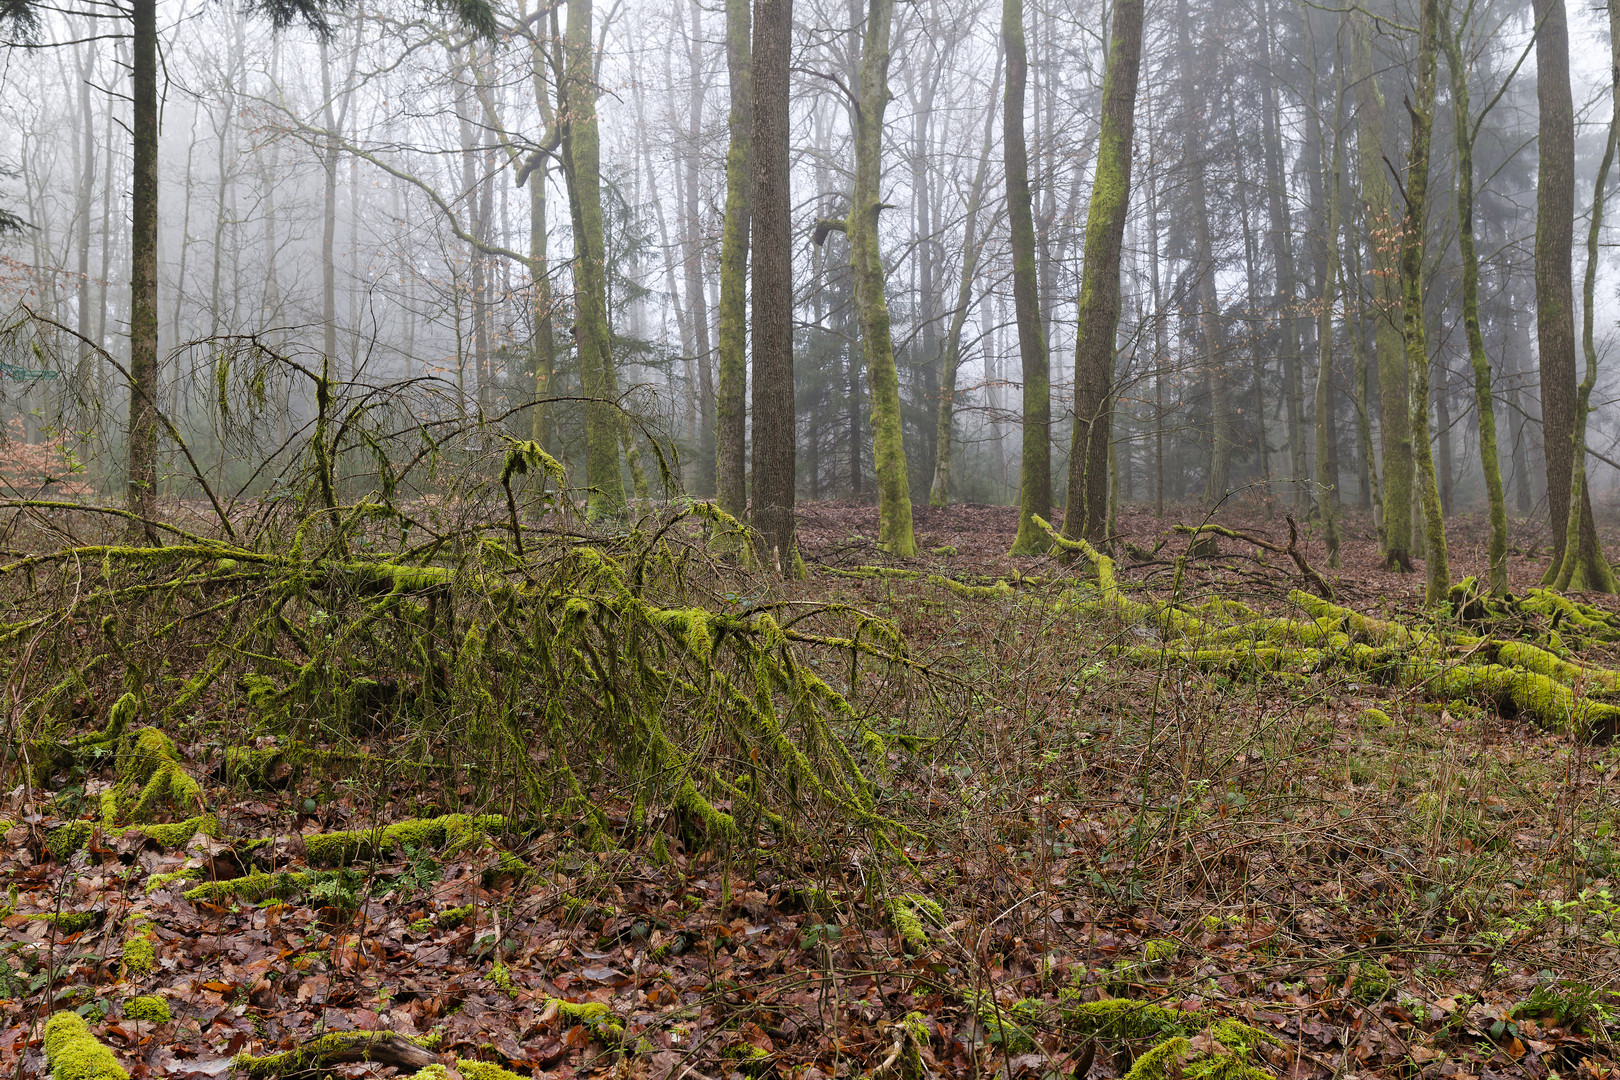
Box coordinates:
[43,1011,129,1080]
[123,996,170,1024]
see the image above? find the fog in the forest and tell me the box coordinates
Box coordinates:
[3,0,1620,554]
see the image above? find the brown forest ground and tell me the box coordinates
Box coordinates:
[6,499,1620,1080]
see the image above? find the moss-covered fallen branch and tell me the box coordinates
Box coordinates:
[235,1032,440,1078]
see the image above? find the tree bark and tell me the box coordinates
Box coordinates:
[1534,0,1580,581]
[842,0,915,556]
[1553,0,1619,592]
[1005,0,1052,555]
[1351,11,1412,568]
[1440,11,1511,593]
[1064,0,1142,542]
[749,0,800,572]
[715,0,752,521]
[126,0,159,530]
[1401,0,1450,607]
[558,0,625,518]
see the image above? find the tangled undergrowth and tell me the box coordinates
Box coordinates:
[6,360,1620,1080]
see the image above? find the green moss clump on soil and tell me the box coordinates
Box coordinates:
[43,1012,129,1080]
[26,911,96,933]
[121,915,156,974]
[48,821,95,860]
[123,996,170,1024]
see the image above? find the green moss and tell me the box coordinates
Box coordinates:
[136,815,217,847]
[1058,997,1194,1042]
[184,871,309,904]
[48,821,95,860]
[412,904,473,933]
[488,962,517,998]
[43,1011,129,1080]
[144,868,203,894]
[1345,961,1395,1004]
[26,911,96,933]
[235,1033,437,1078]
[555,999,623,1039]
[123,996,170,1024]
[886,893,943,951]
[971,994,1039,1052]
[457,1063,528,1080]
[1121,1021,1279,1080]
[1359,707,1393,728]
[302,814,503,866]
[1141,939,1178,965]
[121,916,156,974]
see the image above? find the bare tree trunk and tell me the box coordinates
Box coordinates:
[929,53,1000,507]
[1258,0,1307,509]
[126,0,160,529]
[750,0,799,570]
[715,0,751,521]
[683,0,715,496]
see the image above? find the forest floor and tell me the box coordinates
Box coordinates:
[7,499,1620,1080]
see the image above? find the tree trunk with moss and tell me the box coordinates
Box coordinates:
[1554,0,1620,593]
[1351,11,1412,569]
[1064,0,1142,543]
[1401,0,1449,607]
[750,0,801,573]
[1004,0,1051,555]
[558,0,623,519]
[929,55,1001,508]
[1440,13,1510,594]
[846,0,915,556]
[715,0,751,521]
